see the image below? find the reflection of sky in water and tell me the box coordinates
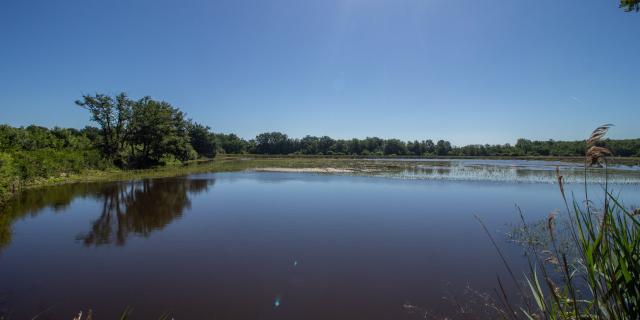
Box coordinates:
[362,159,640,184]
[2,172,639,318]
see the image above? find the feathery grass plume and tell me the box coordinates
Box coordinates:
[586,146,613,167]
[586,124,613,167]
[586,124,613,146]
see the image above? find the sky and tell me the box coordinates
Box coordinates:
[0,0,638,146]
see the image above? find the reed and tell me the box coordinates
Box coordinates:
[484,124,640,320]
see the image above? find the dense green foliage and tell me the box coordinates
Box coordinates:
[75,93,207,167]
[189,123,217,158]
[621,0,640,11]
[127,97,196,166]
[212,132,640,158]
[0,93,220,206]
[215,133,246,154]
[0,125,110,203]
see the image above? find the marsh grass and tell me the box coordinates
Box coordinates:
[482,125,640,320]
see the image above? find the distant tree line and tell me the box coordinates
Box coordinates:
[212,132,640,158]
[2,92,640,201]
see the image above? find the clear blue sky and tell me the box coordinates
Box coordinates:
[0,0,638,145]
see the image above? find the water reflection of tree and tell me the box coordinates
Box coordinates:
[0,178,213,249]
[0,183,100,248]
[79,178,211,246]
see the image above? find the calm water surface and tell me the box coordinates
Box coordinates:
[0,171,638,319]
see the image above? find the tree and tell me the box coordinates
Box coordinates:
[189,123,217,158]
[300,136,319,154]
[515,139,532,155]
[75,93,132,160]
[424,140,435,155]
[348,138,363,155]
[364,137,384,155]
[127,97,193,166]
[80,126,101,144]
[383,139,408,155]
[435,140,452,156]
[255,132,291,154]
[621,0,640,11]
[216,133,247,154]
[318,136,335,155]
[331,140,348,155]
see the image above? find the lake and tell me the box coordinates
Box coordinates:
[1,161,639,319]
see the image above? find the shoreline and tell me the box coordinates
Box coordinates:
[2,155,639,209]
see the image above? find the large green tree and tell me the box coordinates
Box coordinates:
[255,132,292,154]
[435,140,452,156]
[383,139,408,155]
[127,97,193,166]
[215,133,247,154]
[75,93,132,161]
[188,123,217,158]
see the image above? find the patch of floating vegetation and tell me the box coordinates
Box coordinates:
[364,163,640,184]
[360,160,640,184]
[247,159,640,184]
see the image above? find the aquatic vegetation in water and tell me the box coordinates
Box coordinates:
[482,125,640,320]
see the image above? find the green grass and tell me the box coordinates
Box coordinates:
[522,177,639,319]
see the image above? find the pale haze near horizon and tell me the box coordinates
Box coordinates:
[0,0,638,146]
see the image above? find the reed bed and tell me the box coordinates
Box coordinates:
[482,124,639,320]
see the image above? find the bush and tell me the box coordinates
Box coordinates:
[0,152,18,202]
[9,149,110,181]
